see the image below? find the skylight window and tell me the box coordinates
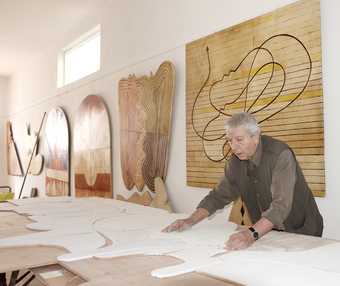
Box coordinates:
[58,25,101,87]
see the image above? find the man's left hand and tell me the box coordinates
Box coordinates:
[224,229,254,250]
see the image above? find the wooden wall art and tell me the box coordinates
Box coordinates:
[6,121,23,176]
[116,192,153,207]
[24,123,44,175]
[73,95,113,198]
[116,177,173,212]
[44,107,70,196]
[186,0,325,196]
[119,61,175,192]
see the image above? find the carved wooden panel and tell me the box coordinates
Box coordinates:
[6,121,23,176]
[24,123,44,175]
[186,0,325,196]
[119,61,175,192]
[116,192,153,207]
[74,95,112,198]
[44,107,70,196]
[117,177,173,212]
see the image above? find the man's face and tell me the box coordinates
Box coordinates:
[226,126,259,160]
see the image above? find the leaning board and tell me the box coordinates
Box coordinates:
[186,0,324,196]
[6,121,23,176]
[44,107,70,196]
[73,95,112,198]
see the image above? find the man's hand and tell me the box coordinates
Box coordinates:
[224,229,255,250]
[162,208,209,233]
[162,218,194,232]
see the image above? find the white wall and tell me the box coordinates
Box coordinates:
[2,0,340,240]
[0,76,9,185]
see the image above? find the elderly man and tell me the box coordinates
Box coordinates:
[163,112,323,250]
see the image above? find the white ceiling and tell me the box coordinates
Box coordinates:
[0,0,103,77]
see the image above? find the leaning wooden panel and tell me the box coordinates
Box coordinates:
[119,61,175,192]
[119,77,146,191]
[44,107,70,196]
[74,95,112,198]
[186,0,324,196]
[6,121,23,176]
[142,62,175,192]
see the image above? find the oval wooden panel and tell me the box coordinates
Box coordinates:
[44,107,70,196]
[119,77,146,191]
[73,95,113,198]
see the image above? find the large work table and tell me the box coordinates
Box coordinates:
[1,197,340,286]
[0,200,239,286]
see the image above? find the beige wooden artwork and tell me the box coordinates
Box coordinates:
[186,0,324,197]
[119,61,175,192]
[24,123,44,176]
[117,177,173,212]
[6,121,23,176]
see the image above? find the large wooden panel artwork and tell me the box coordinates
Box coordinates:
[119,61,175,192]
[186,0,325,196]
[74,95,112,198]
[6,121,23,176]
[44,107,70,196]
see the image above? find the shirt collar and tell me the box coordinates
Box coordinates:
[249,135,262,167]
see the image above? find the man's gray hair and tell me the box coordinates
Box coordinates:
[225,112,260,136]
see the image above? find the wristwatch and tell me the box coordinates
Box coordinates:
[248,226,259,241]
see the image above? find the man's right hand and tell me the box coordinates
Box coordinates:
[162,208,210,233]
[162,218,194,232]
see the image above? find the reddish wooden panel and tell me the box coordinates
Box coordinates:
[44,107,70,196]
[73,95,112,198]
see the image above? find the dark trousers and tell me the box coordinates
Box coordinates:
[0,272,6,286]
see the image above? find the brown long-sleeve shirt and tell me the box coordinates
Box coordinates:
[197,139,296,229]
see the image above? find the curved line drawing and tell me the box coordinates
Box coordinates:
[191,34,312,162]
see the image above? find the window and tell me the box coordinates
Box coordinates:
[58,25,101,87]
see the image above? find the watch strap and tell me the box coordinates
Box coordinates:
[248,226,259,241]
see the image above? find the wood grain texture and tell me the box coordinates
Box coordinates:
[119,77,146,191]
[186,0,325,197]
[44,107,70,196]
[73,95,113,198]
[6,121,23,176]
[150,177,173,212]
[116,192,153,206]
[24,124,44,176]
[66,255,239,286]
[119,61,175,192]
[117,177,173,211]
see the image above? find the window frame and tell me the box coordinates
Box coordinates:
[57,25,101,88]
